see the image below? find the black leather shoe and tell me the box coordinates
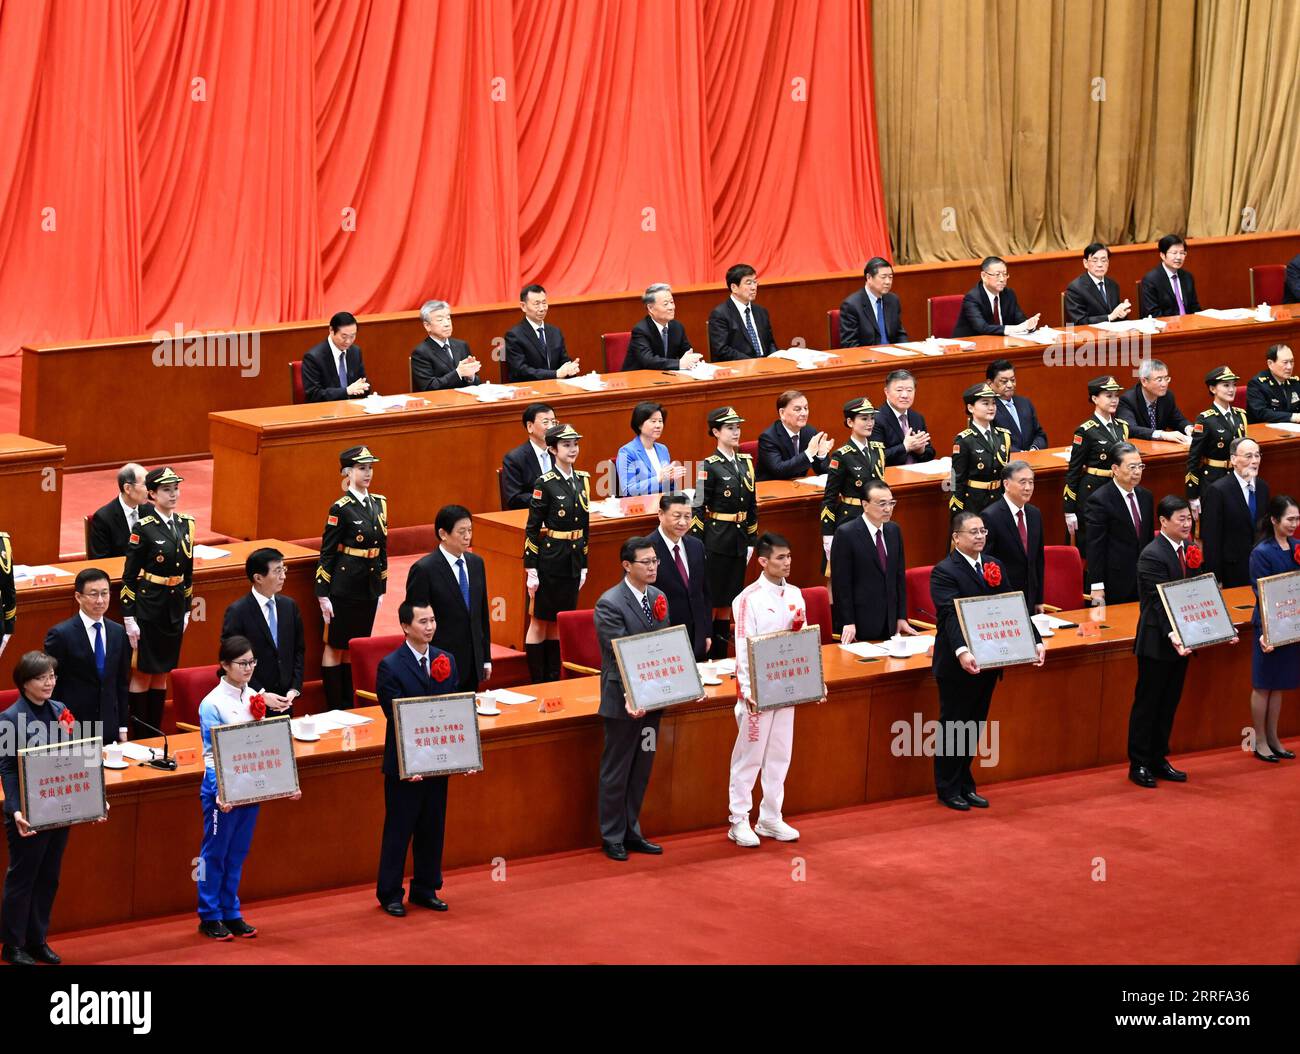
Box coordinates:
[1254,749,1280,763]
[964,791,989,808]
[1154,761,1187,782]
[1129,766,1157,788]
[222,918,257,938]
[603,841,628,861]
[26,943,61,964]
[2,944,37,965]
[197,920,233,940]
[940,795,971,811]
[409,893,449,912]
[1271,746,1295,760]
[625,838,663,855]
[382,902,406,917]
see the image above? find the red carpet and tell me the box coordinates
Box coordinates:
[48,740,1300,964]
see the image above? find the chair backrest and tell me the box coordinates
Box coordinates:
[739,439,759,460]
[1249,264,1285,307]
[905,565,937,624]
[801,585,834,645]
[0,689,17,710]
[290,360,305,404]
[1042,545,1085,612]
[1232,384,1247,409]
[496,467,508,510]
[82,515,93,557]
[349,634,406,705]
[602,331,631,373]
[169,665,221,732]
[558,609,601,678]
[826,309,842,350]
[927,295,963,339]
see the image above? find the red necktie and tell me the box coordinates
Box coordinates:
[992,296,1001,325]
[1016,508,1028,552]
[875,527,887,567]
[673,543,688,584]
[1127,492,1142,537]
[1178,544,1187,576]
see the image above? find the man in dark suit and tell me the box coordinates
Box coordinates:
[707,263,777,361]
[651,494,711,660]
[1139,235,1202,317]
[986,359,1048,451]
[503,284,580,382]
[625,284,702,371]
[411,299,483,391]
[595,536,676,860]
[220,547,304,714]
[930,511,1045,810]
[87,463,148,558]
[875,370,935,464]
[302,311,370,402]
[43,568,131,744]
[1127,496,1236,787]
[831,479,911,642]
[1201,437,1268,588]
[375,601,460,915]
[756,390,833,480]
[404,504,492,692]
[1246,344,1300,424]
[1063,242,1132,325]
[1116,358,1193,444]
[952,256,1041,338]
[839,257,909,347]
[981,462,1045,612]
[1286,254,1300,304]
[499,402,557,510]
[1083,444,1155,606]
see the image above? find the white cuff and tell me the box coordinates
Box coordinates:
[955,646,969,658]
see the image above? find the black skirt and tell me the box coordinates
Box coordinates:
[532,574,580,621]
[326,597,379,649]
[134,620,184,674]
[706,553,747,608]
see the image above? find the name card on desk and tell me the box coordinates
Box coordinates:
[538,697,565,714]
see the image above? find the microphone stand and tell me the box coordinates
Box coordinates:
[129,715,178,771]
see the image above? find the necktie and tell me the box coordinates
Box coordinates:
[1016,509,1028,552]
[337,352,348,392]
[419,654,429,683]
[1147,400,1157,430]
[874,297,889,343]
[457,558,471,609]
[1178,543,1187,576]
[128,508,137,529]
[1248,484,1257,522]
[790,431,800,453]
[540,450,551,474]
[440,342,453,364]
[641,593,655,625]
[874,526,888,567]
[673,543,688,583]
[265,599,278,646]
[1171,274,1186,315]
[1127,492,1142,537]
[899,413,915,465]
[537,326,546,350]
[661,326,670,359]
[974,559,984,582]
[992,296,1001,325]
[744,306,762,357]
[1097,281,1109,308]
[1004,399,1022,433]
[93,622,105,677]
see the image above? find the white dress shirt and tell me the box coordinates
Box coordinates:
[78,608,106,652]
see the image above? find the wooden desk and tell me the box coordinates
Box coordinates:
[209,313,1300,542]
[0,433,65,563]
[2,589,1287,935]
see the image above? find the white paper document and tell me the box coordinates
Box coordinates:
[192,545,230,560]
[359,394,413,414]
[1052,450,1072,460]
[591,497,626,519]
[791,474,828,488]
[771,348,837,365]
[675,362,721,380]
[879,634,935,657]
[457,382,518,403]
[1266,422,1300,434]
[838,641,889,658]
[309,710,375,733]
[1091,318,1166,334]
[1196,308,1255,321]
[486,689,536,706]
[13,565,74,581]
[120,742,163,762]
[895,456,952,476]
[557,372,608,391]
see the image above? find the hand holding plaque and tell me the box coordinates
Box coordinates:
[954,592,1040,670]
[1156,573,1238,652]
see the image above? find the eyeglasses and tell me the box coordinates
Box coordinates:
[961,528,989,536]
[869,500,898,509]
[632,558,660,567]
[231,659,257,668]
[79,590,112,600]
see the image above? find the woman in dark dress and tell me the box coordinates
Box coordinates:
[1248,494,1300,762]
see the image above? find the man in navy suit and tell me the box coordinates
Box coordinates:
[981,462,1046,612]
[375,601,460,915]
[1063,242,1132,325]
[756,390,833,480]
[1083,445,1155,606]
[220,547,305,714]
[708,264,777,361]
[839,257,909,347]
[952,257,1041,338]
[986,359,1048,451]
[411,299,483,390]
[1201,437,1268,589]
[43,568,131,744]
[831,480,911,642]
[1139,235,1202,318]
[301,311,370,402]
[503,284,581,382]
[500,403,557,510]
[651,494,711,660]
[875,370,935,464]
[930,511,1044,810]
[1116,359,1193,444]
[624,284,702,372]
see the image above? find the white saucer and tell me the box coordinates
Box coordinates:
[292,732,321,742]
[476,707,502,717]
[701,677,723,686]
[102,759,129,770]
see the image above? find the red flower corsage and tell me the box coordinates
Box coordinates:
[249,693,267,721]
[431,653,452,682]
[1292,544,1300,566]
[790,604,806,631]
[58,708,75,731]
[1185,544,1203,570]
[653,594,668,620]
[983,561,1002,587]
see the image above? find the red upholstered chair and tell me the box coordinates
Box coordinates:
[1250,264,1285,306]
[1042,545,1089,613]
[826,309,842,349]
[927,295,964,339]
[169,664,221,733]
[485,644,530,690]
[602,331,631,373]
[1232,384,1247,409]
[558,609,600,678]
[905,565,937,629]
[739,439,759,460]
[0,689,17,709]
[290,360,305,404]
[349,634,404,706]
[802,585,835,644]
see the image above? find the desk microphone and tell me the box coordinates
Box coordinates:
[129,715,178,771]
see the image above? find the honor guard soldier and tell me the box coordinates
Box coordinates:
[523,423,590,683]
[122,466,194,731]
[1187,366,1247,513]
[692,406,758,660]
[316,446,388,710]
[1063,375,1130,549]
[950,383,1011,517]
[821,398,886,574]
[0,529,14,659]
[1246,345,1300,424]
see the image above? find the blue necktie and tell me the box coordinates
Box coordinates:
[1248,484,1257,523]
[265,598,278,647]
[744,306,763,356]
[874,297,888,343]
[642,594,655,626]
[1003,399,1021,433]
[93,622,105,677]
[336,352,348,393]
[457,558,470,609]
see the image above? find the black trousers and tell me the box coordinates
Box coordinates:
[598,712,662,845]
[1,820,69,947]
[1128,655,1189,769]
[933,671,999,800]
[376,773,448,905]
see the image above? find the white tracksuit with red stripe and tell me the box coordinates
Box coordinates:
[729,575,805,825]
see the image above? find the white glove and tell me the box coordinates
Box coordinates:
[1064,513,1078,533]
[822,537,833,558]
[318,597,334,622]
[1189,498,1201,516]
[579,569,588,590]
[526,568,539,596]
[183,613,190,632]
[0,634,9,658]
[124,617,140,646]
[376,594,384,609]
[746,547,754,564]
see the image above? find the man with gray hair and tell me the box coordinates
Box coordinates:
[1117,358,1192,445]
[624,284,702,371]
[411,299,483,391]
[88,463,148,558]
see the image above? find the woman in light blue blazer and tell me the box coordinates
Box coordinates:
[616,401,684,497]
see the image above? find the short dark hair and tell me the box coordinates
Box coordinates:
[985,358,1014,380]
[244,547,284,581]
[725,263,756,289]
[980,256,1006,272]
[1002,459,1033,482]
[1266,343,1290,363]
[1157,234,1186,255]
[1157,494,1191,521]
[520,283,546,302]
[116,464,143,493]
[13,651,56,692]
[1266,494,1298,529]
[630,401,665,434]
[863,478,892,501]
[950,510,982,535]
[398,600,432,627]
[659,492,691,512]
[776,390,805,411]
[219,635,254,665]
[329,311,357,332]
[884,369,914,387]
[620,535,656,564]
[435,504,473,537]
[1111,441,1140,463]
[864,257,893,277]
[522,402,554,427]
[1082,242,1108,259]
[754,532,789,559]
[74,567,111,593]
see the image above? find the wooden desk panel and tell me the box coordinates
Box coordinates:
[0,433,66,564]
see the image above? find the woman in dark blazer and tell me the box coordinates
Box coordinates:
[615,402,685,497]
[1248,494,1300,762]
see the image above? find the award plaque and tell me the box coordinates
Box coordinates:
[1257,570,1300,648]
[392,693,483,779]
[954,591,1039,669]
[746,626,826,711]
[211,716,300,806]
[1157,573,1237,650]
[18,736,107,832]
[612,624,704,712]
